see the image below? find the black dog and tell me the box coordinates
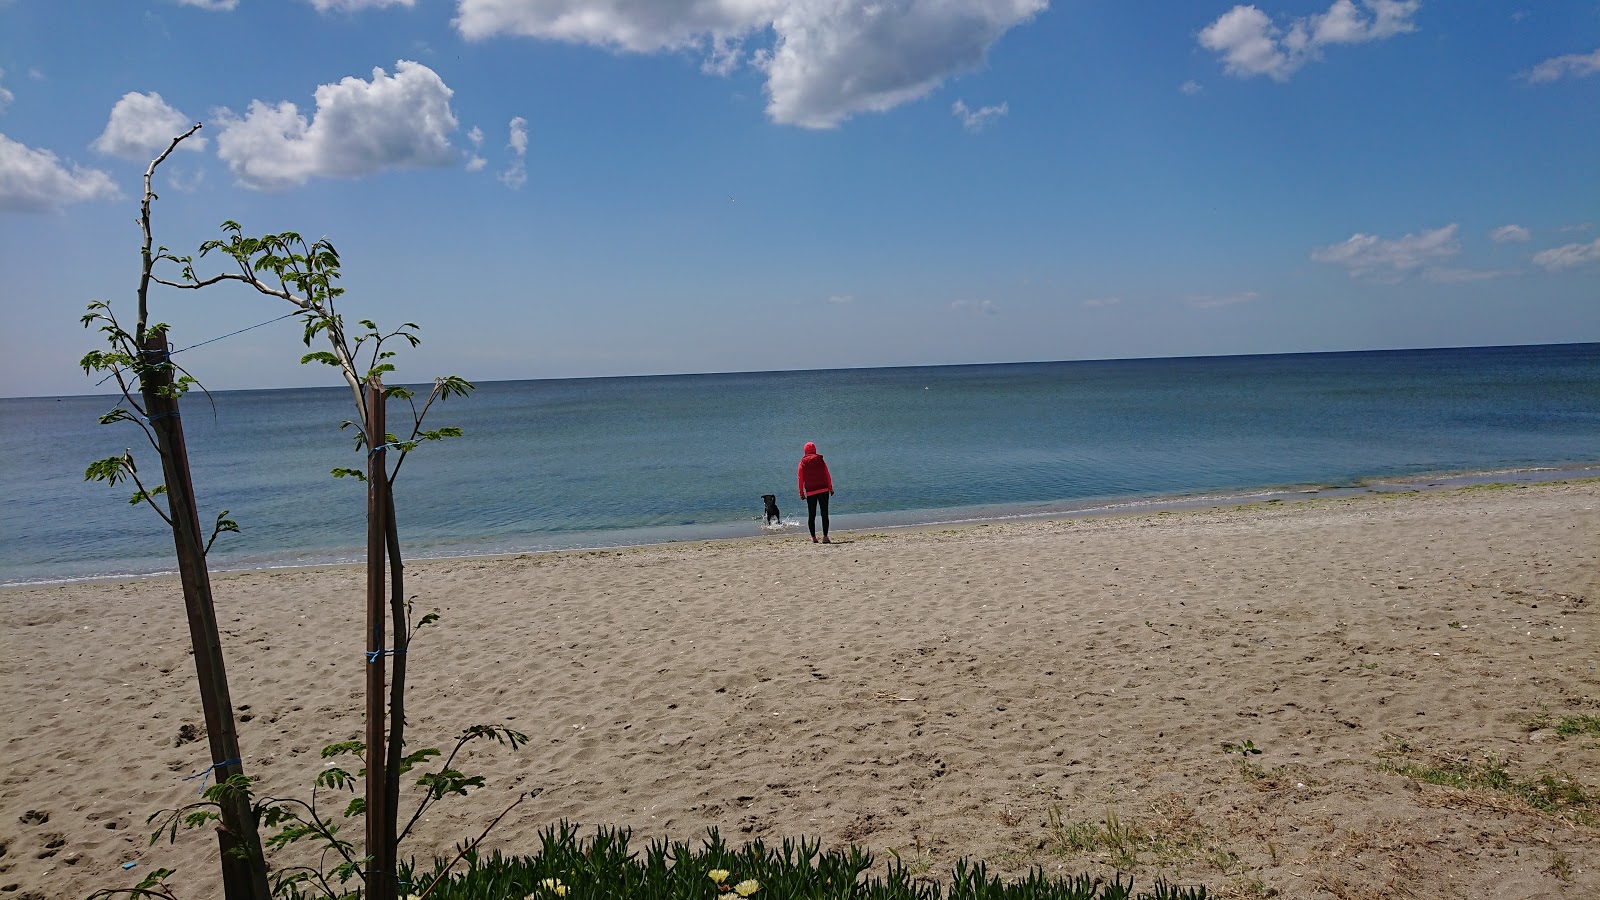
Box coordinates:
[761,494,782,525]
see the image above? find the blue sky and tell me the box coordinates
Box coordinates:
[1,0,1596,397]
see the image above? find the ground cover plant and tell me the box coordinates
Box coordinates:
[397,824,1209,900]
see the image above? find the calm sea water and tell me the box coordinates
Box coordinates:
[3,343,1598,586]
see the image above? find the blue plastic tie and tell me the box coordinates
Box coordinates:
[181,756,240,794]
[366,648,405,663]
[145,410,180,424]
[367,441,407,456]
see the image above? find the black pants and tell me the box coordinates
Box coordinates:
[806,492,830,538]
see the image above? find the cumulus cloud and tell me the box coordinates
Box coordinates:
[499,116,528,189]
[1081,296,1122,308]
[767,0,1044,128]
[1490,224,1530,243]
[1179,80,1203,95]
[1533,238,1600,271]
[456,0,771,49]
[0,133,121,212]
[1520,48,1600,83]
[1311,224,1460,280]
[308,0,416,11]
[464,124,487,170]
[951,99,1008,132]
[92,92,207,159]
[702,35,745,76]
[826,294,854,304]
[1199,0,1419,81]
[173,0,239,10]
[455,0,1047,129]
[0,68,13,111]
[213,60,459,190]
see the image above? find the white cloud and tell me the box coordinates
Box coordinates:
[766,0,1045,129]
[1533,238,1600,271]
[1520,48,1600,84]
[213,60,459,190]
[454,0,1047,129]
[92,92,207,159]
[1081,296,1122,308]
[950,298,997,314]
[308,0,416,11]
[1311,224,1460,279]
[1490,224,1530,243]
[1185,291,1259,309]
[826,294,854,304]
[1423,267,1516,284]
[0,133,121,212]
[702,35,744,76]
[455,0,773,49]
[1179,80,1203,95]
[1199,0,1419,82]
[0,68,13,112]
[467,125,484,147]
[507,116,528,155]
[173,0,239,10]
[499,115,528,189]
[951,99,1008,132]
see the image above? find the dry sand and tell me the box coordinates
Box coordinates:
[2,480,1597,900]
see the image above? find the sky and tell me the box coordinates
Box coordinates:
[1,0,1597,398]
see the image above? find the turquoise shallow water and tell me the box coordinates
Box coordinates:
[3,343,1598,585]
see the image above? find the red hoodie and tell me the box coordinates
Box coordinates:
[797,442,834,498]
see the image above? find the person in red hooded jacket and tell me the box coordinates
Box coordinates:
[797,441,835,543]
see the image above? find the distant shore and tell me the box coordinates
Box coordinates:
[2,478,1596,899]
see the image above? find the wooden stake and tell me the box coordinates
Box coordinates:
[364,379,395,900]
[139,333,269,900]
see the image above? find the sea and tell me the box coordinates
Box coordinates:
[3,343,1598,587]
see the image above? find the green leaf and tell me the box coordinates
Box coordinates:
[129,484,167,506]
[85,451,135,485]
[330,467,367,481]
[321,740,365,758]
[300,350,341,367]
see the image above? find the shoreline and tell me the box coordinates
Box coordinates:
[1,479,1597,899]
[6,462,1599,590]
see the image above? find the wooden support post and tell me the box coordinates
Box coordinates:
[139,333,270,900]
[364,379,395,900]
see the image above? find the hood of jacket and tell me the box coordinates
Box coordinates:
[803,441,817,455]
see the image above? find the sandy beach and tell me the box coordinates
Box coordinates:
[2,480,1597,899]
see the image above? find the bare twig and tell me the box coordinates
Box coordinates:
[411,793,529,900]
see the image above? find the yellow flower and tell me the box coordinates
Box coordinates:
[532,878,567,898]
[708,869,730,885]
[734,880,760,897]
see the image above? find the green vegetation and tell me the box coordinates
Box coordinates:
[409,824,1210,900]
[1555,715,1600,738]
[1381,753,1597,825]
